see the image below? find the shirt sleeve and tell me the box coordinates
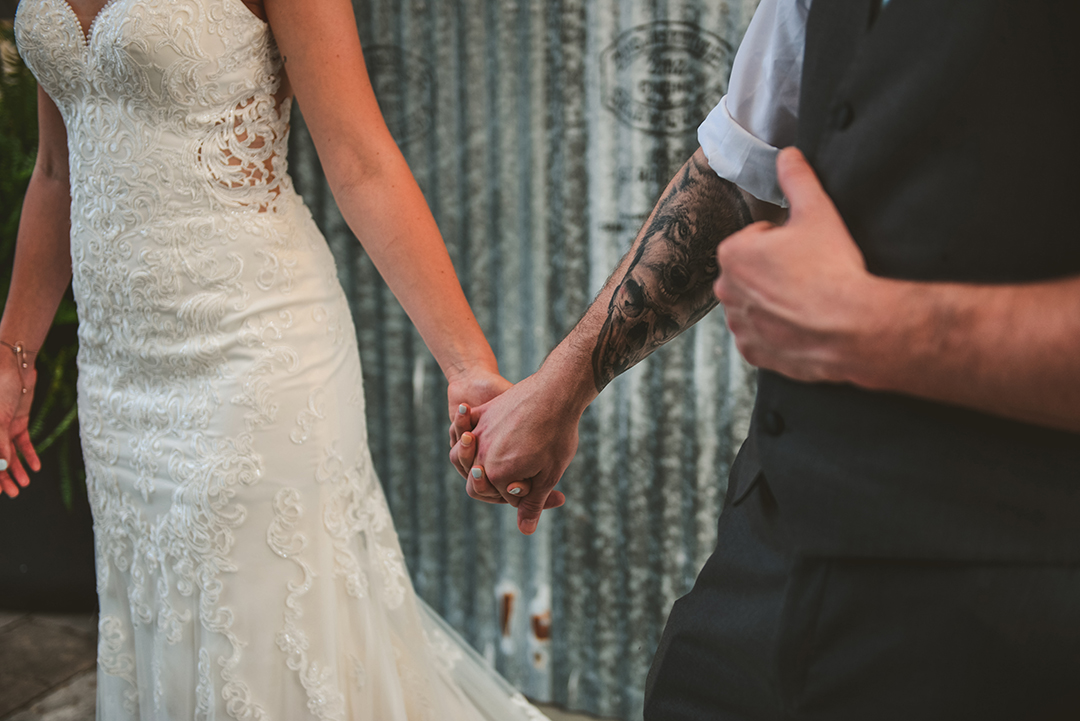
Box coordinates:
[698,0,811,206]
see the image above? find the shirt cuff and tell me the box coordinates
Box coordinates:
[698,96,787,208]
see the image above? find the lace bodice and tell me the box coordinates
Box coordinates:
[16,0,291,213]
[14,0,309,424]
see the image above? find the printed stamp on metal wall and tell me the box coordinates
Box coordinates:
[364,45,435,145]
[601,21,733,135]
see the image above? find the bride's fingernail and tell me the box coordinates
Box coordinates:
[471,467,483,480]
[461,433,473,447]
[508,487,522,496]
[458,404,468,415]
[0,459,8,472]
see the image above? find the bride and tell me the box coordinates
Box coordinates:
[2,0,551,718]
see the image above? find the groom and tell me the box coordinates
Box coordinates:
[451,0,1080,717]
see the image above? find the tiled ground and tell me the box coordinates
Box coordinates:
[0,611,600,721]
[0,612,97,721]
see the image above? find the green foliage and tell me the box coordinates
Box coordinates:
[1,24,84,508]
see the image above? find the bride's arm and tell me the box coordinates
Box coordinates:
[264,0,505,411]
[0,88,74,496]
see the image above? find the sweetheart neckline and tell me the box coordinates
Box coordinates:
[54,0,122,47]
[46,0,270,52]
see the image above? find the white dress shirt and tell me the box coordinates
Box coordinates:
[699,0,895,206]
[697,0,812,207]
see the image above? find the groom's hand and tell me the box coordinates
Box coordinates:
[449,372,574,534]
[714,147,882,384]
[448,404,535,504]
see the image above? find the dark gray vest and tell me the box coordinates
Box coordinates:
[743,0,1080,561]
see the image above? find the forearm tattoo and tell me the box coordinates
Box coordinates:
[591,152,752,390]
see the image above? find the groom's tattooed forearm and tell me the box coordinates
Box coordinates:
[591,151,752,391]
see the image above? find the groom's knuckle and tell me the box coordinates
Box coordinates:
[714,277,731,304]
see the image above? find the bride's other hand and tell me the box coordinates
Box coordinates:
[0,88,72,498]
[0,366,41,498]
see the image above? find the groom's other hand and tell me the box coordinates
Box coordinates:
[716,146,1080,433]
[714,147,876,384]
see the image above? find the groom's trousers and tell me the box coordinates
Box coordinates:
[642,447,1080,721]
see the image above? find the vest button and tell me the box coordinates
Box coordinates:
[833,103,855,130]
[762,410,785,436]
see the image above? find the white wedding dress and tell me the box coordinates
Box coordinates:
[14,1,547,719]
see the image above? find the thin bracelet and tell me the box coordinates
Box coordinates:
[0,341,37,395]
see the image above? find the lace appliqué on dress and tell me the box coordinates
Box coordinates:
[268,487,347,721]
[98,615,139,714]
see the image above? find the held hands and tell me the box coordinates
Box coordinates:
[445,362,548,507]
[714,147,884,383]
[0,364,41,498]
[449,372,572,535]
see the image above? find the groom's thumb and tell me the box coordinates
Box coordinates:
[776,147,830,224]
[517,490,548,535]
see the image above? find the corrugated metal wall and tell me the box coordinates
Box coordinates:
[287,1,760,717]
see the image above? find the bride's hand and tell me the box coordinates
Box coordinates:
[446,364,511,444]
[446,365,512,488]
[0,364,41,498]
